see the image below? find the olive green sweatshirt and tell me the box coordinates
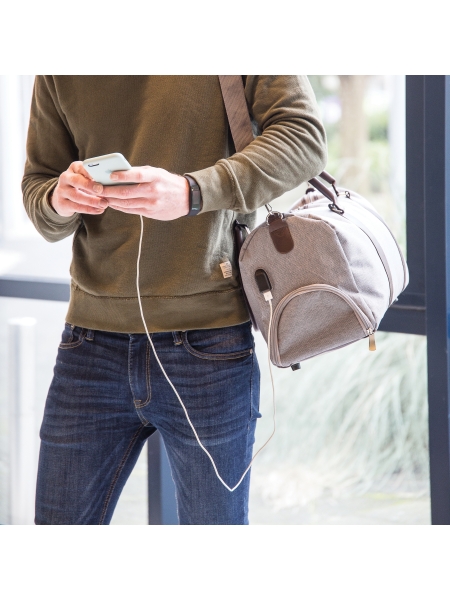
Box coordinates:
[22,76,327,333]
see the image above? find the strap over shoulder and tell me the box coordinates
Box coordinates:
[218,76,255,153]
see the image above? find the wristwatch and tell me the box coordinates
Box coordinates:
[184,175,202,216]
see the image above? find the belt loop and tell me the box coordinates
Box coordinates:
[172,331,182,345]
[86,329,95,341]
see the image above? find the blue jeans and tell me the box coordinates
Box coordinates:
[35,321,260,525]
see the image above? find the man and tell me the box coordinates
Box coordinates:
[22,76,327,524]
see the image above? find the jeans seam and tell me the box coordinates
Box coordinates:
[135,405,151,426]
[181,332,253,361]
[135,341,151,409]
[133,342,152,410]
[128,335,135,404]
[245,349,256,499]
[58,329,86,350]
[128,336,150,419]
[172,331,183,345]
[250,349,254,420]
[99,424,146,525]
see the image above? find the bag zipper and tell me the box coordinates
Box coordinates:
[269,283,376,365]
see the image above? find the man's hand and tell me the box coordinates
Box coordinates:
[49,161,109,217]
[98,166,190,221]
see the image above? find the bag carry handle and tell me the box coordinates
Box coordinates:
[308,171,344,214]
[307,170,339,200]
[315,171,336,185]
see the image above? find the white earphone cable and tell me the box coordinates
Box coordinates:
[136,215,276,492]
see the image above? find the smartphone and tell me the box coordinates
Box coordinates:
[82,152,132,186]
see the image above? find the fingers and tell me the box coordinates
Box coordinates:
[108,197,149,211]
[109,165,159,184]
[108,204,179,221]
[71,161,92,179]
[100,183,147,203]
[100,176,166,204]
[65,187,108,209]
[51,161,109,217]
[73,174,104,196]
[60,168,104,197]
[58,197,106,216]
[69,202,106,215]
[108,205,143,215]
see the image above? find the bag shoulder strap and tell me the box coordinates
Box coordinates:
[218,76,254,153]
[219,75,335,200]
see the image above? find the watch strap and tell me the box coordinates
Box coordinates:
[184,174,202,216]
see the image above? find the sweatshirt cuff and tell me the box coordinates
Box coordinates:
[186,161,235,214]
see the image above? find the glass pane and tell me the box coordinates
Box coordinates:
[249,75,430,524]
[111,451,147,525]
[0,75,73,282]
[309,75,407,254]
[0,297,148,525]
[1,75,429,525]
[250,331,430,524]
[0,76,147,525]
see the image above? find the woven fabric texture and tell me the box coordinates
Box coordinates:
[239,188,408,368]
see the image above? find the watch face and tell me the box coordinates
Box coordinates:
[192,189,201,206]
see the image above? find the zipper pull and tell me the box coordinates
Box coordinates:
[368,329,376,351]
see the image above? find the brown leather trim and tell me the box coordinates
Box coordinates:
[317,171,336,185]
[307,177,335,203]
[268,214,294,254]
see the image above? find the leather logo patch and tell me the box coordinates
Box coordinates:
[268,214,294,254]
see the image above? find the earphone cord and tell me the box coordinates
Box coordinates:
[136,215,276,492]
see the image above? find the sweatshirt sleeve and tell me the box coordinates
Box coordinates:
[187,75,327,214]
[22,76,81,243]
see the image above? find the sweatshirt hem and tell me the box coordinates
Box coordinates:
[66,283,250,333]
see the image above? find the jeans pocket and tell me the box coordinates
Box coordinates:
[181,323,254,361]
[58,323,87,350]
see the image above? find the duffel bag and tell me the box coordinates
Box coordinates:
[238,172,409,369]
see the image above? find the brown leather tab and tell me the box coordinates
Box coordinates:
[218,76,255,153]
[307,177,335,203]
[268,214,294,253]
[317,171,336,185]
